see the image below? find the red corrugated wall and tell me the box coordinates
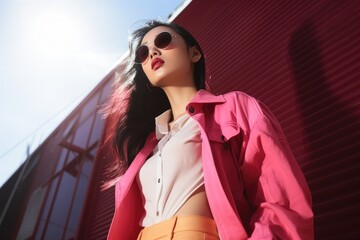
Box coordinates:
[173,0,360,239]
[85,0,360,239]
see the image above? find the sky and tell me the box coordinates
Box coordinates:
[0,0,188,188]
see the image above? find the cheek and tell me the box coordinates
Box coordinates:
[169,47,191,65]
[175,53,193,73]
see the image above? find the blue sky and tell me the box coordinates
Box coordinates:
[0,0,188,187]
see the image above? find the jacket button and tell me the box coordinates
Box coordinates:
[188,106,195,114]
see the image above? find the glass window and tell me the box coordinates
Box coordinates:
[35,176,59,240]
[35,219,46,240]
[55,149,68,173]
[62,117,78,139]
[16,187,47,240]
[45,172,77,238]
[65,151,78,166]
[90,146,97,157]
[80,92,100,122]
[64,229,76,240]
[64,154,81,177]
[82,156,93,178]
[43,222,63,240]
[72,116,94,150]
[65,173,88,239]
[88,113,105,147]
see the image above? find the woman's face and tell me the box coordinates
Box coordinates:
[139,26,200,88]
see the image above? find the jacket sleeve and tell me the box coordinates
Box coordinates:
[241,102,314,240]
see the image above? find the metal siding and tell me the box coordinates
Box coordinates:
[174,0,360,239]
[86,188,114,240]
[85,0,359,239]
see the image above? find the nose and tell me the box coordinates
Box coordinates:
[149,45,161,60]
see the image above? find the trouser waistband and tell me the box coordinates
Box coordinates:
[137,215,219,240]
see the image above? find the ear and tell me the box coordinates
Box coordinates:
[190,46,202,63]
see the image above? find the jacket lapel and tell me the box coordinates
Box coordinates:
[117,132,158,202]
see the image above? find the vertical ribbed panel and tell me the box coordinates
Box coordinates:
[174,0,360,239]
[83,187,114,240]
[84,1,359,239]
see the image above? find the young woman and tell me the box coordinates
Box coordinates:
[105,20,313,240]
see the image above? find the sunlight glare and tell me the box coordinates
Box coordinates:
[25,9,84,57]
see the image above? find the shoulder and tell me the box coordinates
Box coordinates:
[220,91,265,116]
[222,90,252,99]
[223,91,259,105]
[212,91,280,132]
[222,91,285,137]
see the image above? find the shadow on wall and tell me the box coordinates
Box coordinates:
[289,21,360,238]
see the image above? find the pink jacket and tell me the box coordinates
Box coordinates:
[107,90,314,240]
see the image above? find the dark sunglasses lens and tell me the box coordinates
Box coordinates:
[136,45,149,63]
[155,32,172,48]
[136,32,172,63]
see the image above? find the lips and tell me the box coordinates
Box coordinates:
[151,58,164,70]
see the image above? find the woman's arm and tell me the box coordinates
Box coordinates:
[241,103,314,239]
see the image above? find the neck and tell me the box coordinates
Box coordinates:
[162,85,198,122]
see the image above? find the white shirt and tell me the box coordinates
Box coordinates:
[137,110,204,227]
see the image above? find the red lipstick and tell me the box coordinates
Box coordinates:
[151,58,164,70]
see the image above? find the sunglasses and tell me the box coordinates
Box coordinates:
[135,32,174,63]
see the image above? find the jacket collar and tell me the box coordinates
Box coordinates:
[190,89,225,104]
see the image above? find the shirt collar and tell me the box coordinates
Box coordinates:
[155,109,190,140]
[155,109,171,140]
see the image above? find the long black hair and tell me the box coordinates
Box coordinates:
[103,20,206,179]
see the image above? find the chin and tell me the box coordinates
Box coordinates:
[149,75,168,88]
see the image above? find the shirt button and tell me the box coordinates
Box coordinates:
[188,106,195,114]
[156,211,159,216]
[157,178,160,183]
